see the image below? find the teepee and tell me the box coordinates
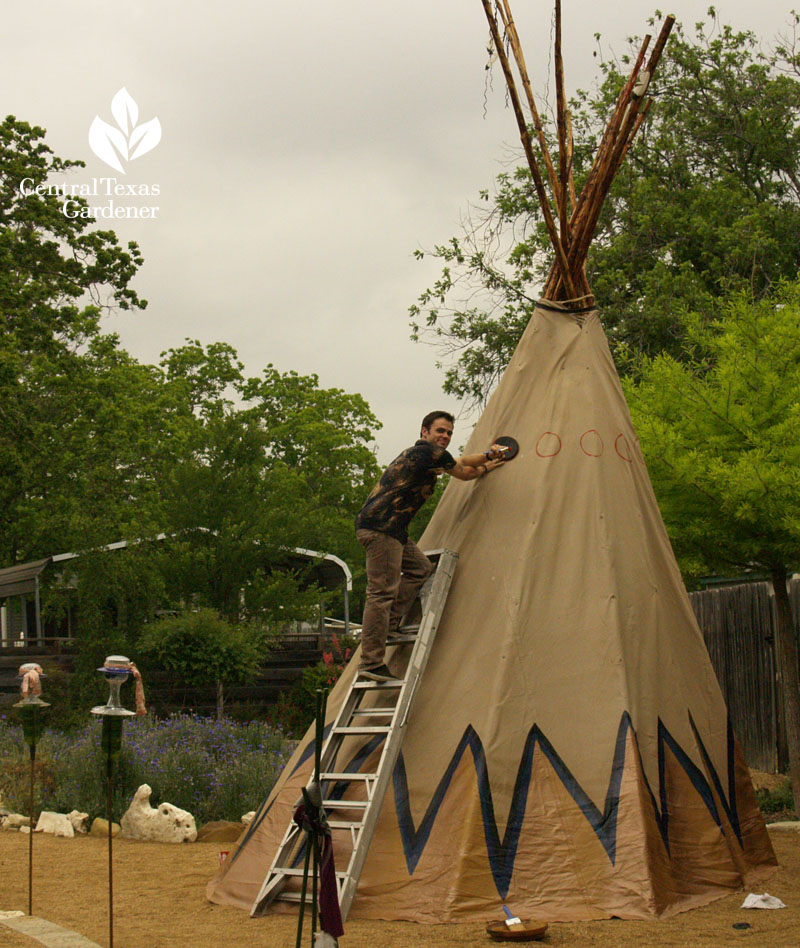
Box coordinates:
[207,1,776,922]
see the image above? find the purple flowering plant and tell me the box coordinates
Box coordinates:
[0,713,294,824]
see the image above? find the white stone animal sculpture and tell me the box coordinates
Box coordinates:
[35,811,75,837]
[68,810,90,834]
[120,784,197,843]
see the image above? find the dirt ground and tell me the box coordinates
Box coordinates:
[0,829,798,948]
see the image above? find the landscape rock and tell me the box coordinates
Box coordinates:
[5,814,30,829]
[120,784,197,843]
[35,811,75,837]
[241,811,255,825]
[196,821,243,843]
[68,810,90,834]
[767,821,800,833]
[90,818,121,838]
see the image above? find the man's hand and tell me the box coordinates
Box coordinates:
[450,454,504,481]
[486,443,509,461]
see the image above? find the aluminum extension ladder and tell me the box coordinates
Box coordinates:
[251,549,458,921]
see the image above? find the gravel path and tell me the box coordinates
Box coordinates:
[0,828,797,947]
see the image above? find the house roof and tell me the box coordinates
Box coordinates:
[0,558,51,599]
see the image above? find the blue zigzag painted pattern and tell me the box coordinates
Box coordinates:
[391,712,742,898]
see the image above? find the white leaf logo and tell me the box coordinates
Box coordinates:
[111,88,138,134]
[89,88,161,173]
[129,117,161,160]
[88,117,128,173]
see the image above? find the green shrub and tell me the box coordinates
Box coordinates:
[756,780,795,816]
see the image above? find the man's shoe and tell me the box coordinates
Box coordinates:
[359,664,401,683]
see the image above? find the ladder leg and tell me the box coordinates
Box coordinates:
[295,836,311,948]
[311,832,319,944]
[253,552,458,924]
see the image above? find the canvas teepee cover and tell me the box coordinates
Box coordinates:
[207,3,776,923]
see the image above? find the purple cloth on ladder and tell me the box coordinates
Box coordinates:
[293,803,344,939]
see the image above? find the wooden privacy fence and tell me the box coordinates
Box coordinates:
[689,577,800,773]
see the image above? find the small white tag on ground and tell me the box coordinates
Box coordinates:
[741,892,787,909]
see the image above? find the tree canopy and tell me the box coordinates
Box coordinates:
[0,116,153,563]
[410,12,800,404]
[623,278,800,814]
[623,282,800,582]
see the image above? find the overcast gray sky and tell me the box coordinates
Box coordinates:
[3,0,795,461]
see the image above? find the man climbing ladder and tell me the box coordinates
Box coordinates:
[355,410,506,681]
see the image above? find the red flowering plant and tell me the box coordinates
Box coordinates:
[321,633,353,687]
[274,632,359,735]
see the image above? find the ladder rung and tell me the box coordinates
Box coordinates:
[350,708,395,717]
[323,800,368,810]
[333,725,391,735]
[321,772,377,781]
[275,868,349,879]
[353,680,403,690]
[387,635,417,644]
[274,892,304,903]
[328,820,363,829]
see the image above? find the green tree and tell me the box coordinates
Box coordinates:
[0,116,150,563]
[411,12,800,404]
[0,116,144,352]
[137,608,266,717]
[623,281,800,810]
[157,345,382,623]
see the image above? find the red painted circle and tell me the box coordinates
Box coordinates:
[580,429,604,457]
[536,432,562,457]
[615,434,633,462]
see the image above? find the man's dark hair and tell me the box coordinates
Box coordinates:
[420,410,455,434]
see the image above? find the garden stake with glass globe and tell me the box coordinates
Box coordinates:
[295,688,327,948]
[91,656,136,948]
[14,663,50,916]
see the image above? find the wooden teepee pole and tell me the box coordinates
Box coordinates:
[565,97,577,212]
[606,17,676,186]
[558,15,675,295]
[543,33,652,300]
[496,0,562,213]
[480,0,577,299]
[554,0,570,244]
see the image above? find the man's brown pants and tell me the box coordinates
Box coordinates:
[356,529,433,669]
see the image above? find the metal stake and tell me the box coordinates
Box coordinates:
[14,667,49,918]
[91,657,135,948]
